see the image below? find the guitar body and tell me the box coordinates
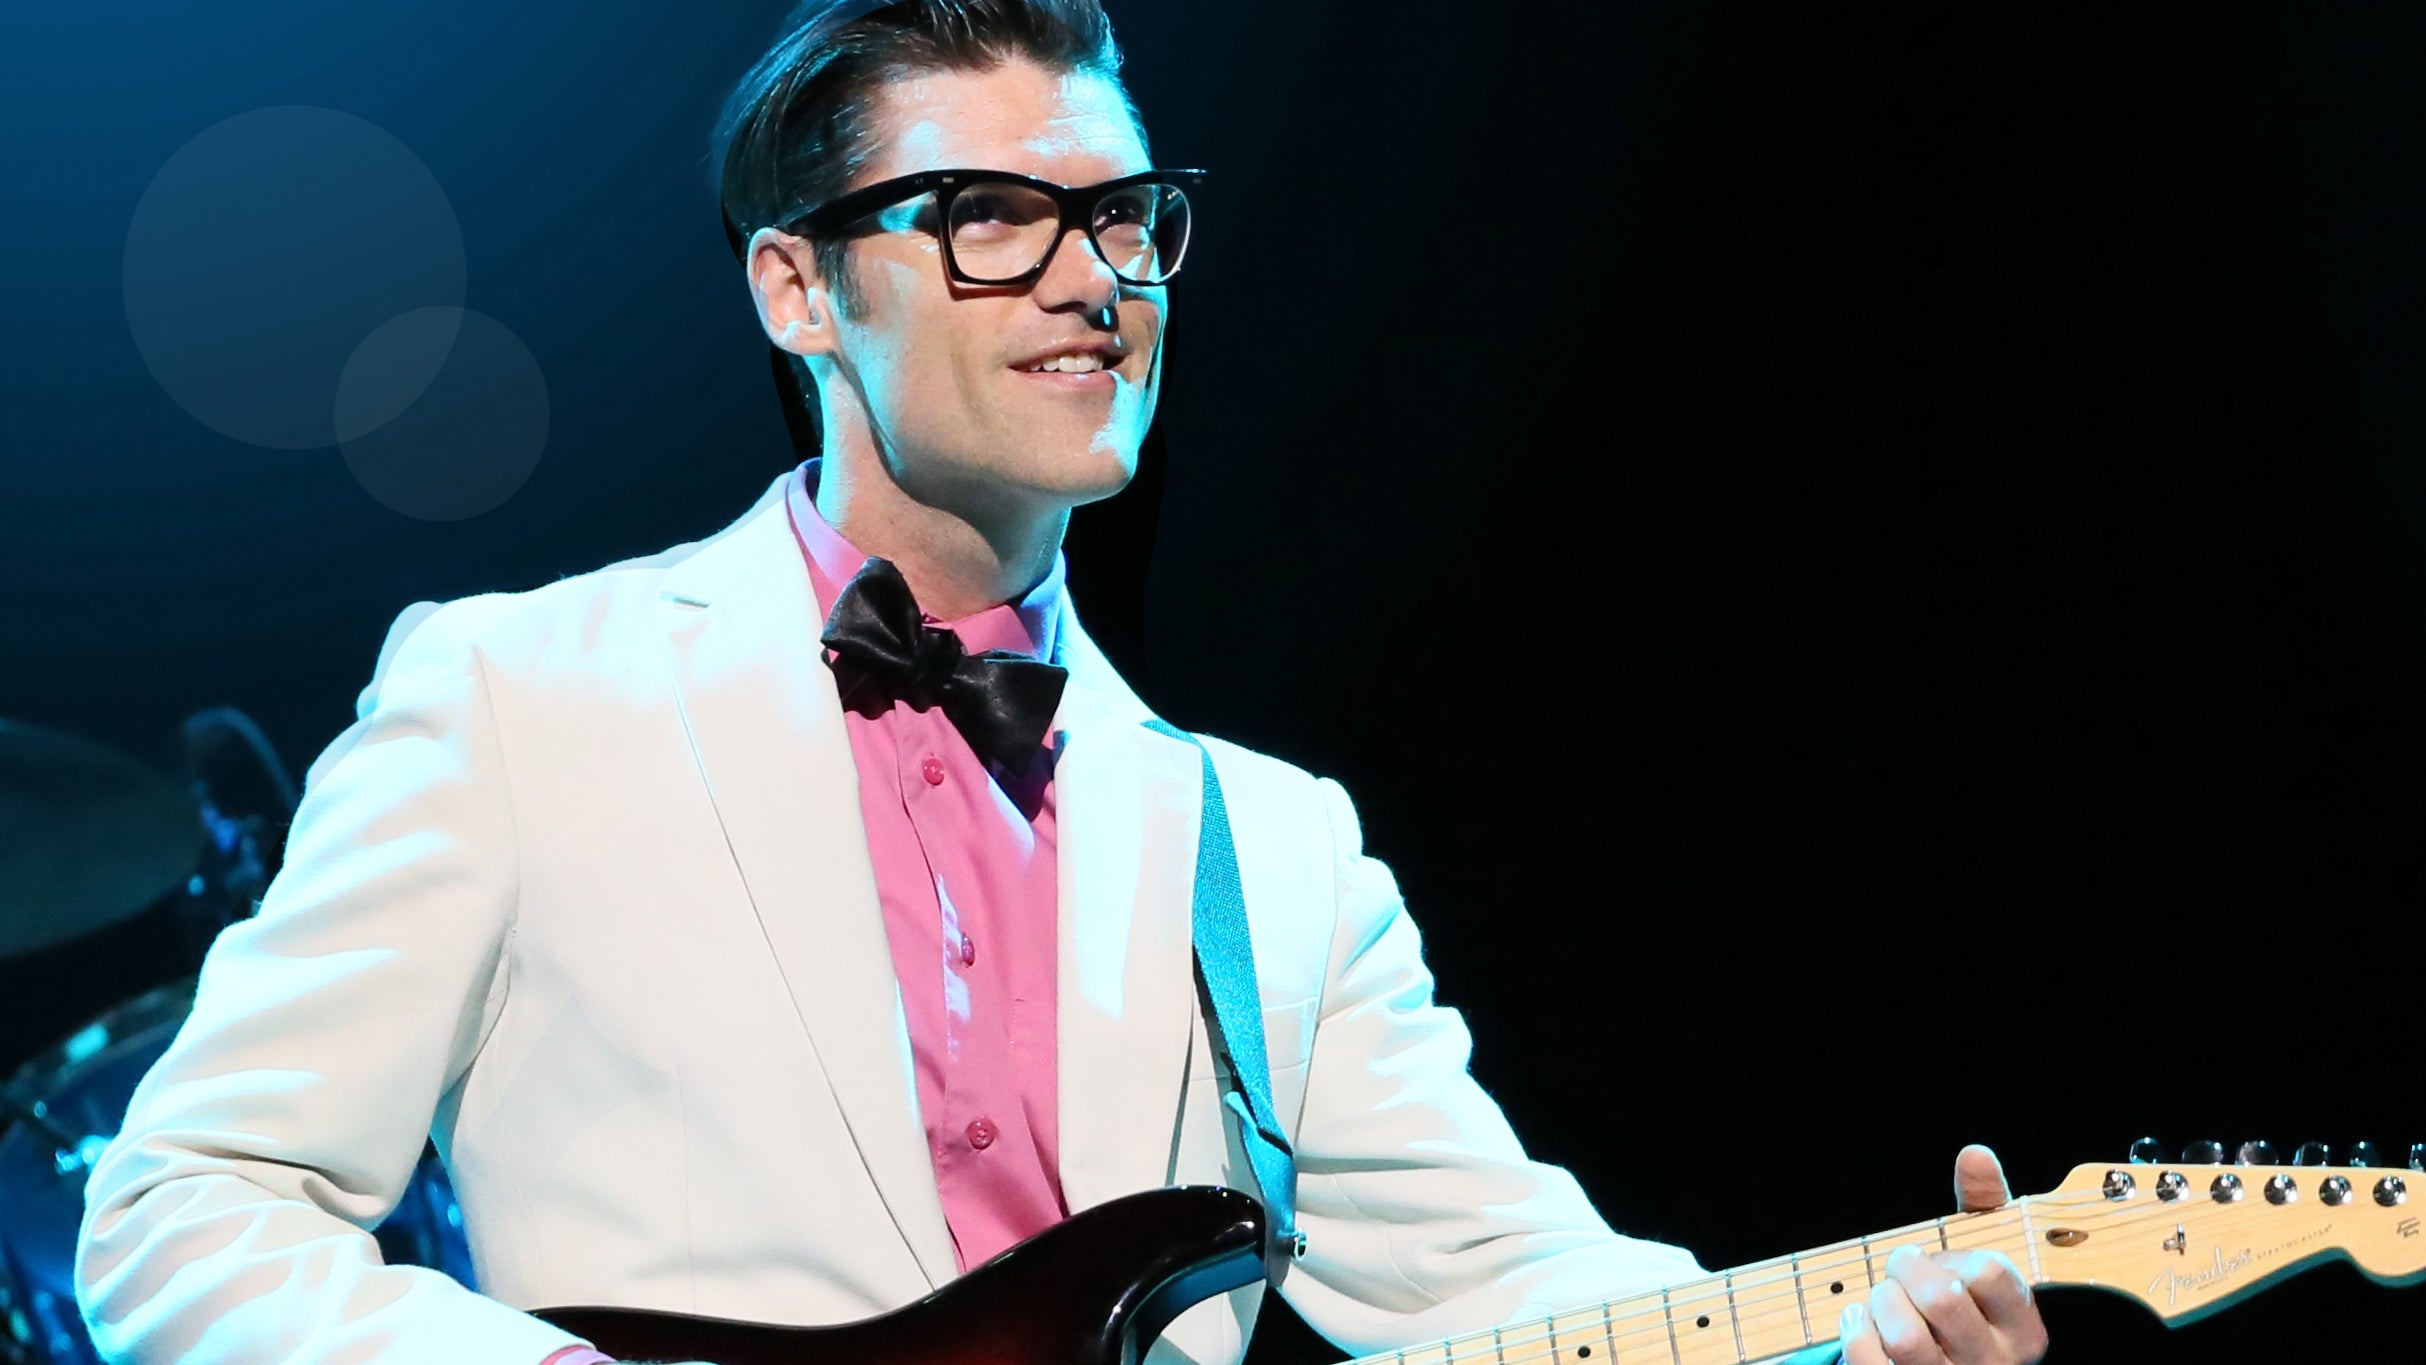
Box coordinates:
[535,1185,1268,1365]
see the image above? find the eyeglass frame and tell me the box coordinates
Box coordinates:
[775,167,1208,288]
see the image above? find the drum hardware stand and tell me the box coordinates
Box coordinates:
[0,1092,105,1177]
[0,709,303,1365]
[172,797,275,962]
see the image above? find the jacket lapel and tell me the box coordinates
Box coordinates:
[657,479,958,1288]
[1049,614,1206,1214]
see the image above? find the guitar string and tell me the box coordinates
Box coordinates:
[1354,1204,2058,1365]
[1347,1182,2374,1365]
[1471,1160,2399,1355]
[1486,1206,2049,1363]
[1376,1192,2103,1361]
[1414,1185,2378,1365]
[1470,1188,2343,1365]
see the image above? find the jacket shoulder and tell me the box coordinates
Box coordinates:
[366,469,801,692]
[1192,728,1322,798]
[359,558,670,701]
[1187,727,1371,865]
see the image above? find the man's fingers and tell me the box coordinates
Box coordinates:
[1948,1249,2049,1358]
[1953,1143,2012,1213]
[1839,1298,1892,1365]
[1948,1248,2037,1332]
[1889,1244,1994,1363]
[1861,1268,1951,1365]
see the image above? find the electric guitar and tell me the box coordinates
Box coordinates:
[535,1142,2424,1365]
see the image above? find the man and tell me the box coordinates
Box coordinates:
[75,4,2048,1365]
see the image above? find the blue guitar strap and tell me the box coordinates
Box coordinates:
[1142,719,1304,1271]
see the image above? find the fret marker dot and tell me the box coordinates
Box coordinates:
[1830,1282,1845,1294]
[1576,1350,1591,1359]
[1695,1316,1710,1329]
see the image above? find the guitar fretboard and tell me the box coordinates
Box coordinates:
[1351,1202,2045,1365]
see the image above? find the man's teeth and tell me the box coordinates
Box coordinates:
[1026,353,1107,373]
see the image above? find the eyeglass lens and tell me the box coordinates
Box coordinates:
[944,181,1191,284]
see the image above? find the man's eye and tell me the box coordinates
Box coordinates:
[960,194,1016,223]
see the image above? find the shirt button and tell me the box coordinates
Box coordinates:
[965,1118,996,1150]
[919,754,946,786]
[959,933,976,967]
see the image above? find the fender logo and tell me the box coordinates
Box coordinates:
[2399,1217,2420,1240]
[2148,1246,2252,1307]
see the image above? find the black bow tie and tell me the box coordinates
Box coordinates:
[819,557,1068,770]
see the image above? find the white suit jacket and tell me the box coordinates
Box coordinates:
[74,471,1699,1364]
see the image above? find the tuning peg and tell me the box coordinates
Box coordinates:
[2235,1139,2278,1165]
[2410,1143,2424,1173]
[2129,1136,2165,1164]
[2292,1141,2332,1167]
[2183,1139,2226,1164]
[2350,1141,2384,1168]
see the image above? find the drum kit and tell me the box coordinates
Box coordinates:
[0,714,475,1364]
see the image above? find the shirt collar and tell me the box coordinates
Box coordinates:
[785,458,1064,663]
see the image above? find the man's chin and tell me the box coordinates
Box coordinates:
[905,442,1136,518]
[1056,443,1141,508]
[1000,428,1141,507]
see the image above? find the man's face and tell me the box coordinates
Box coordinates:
[785,59,1163,517]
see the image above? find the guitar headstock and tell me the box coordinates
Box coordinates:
[2034,1139,2425,1324]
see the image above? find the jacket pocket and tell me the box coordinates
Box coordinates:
[1204,995,1319,1081]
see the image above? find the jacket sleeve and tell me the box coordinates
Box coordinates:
[1276,775,1705,1357]
[74,600,587,1364]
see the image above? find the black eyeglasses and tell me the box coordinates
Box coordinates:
[779,168,1206,288]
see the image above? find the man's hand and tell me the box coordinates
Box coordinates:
[1837,1145,2048,1365]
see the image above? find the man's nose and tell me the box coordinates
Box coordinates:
[1031,225,1120,314]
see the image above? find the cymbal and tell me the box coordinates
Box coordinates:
[0,719,199,957]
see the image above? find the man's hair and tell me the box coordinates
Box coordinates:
[712,0,1144,317]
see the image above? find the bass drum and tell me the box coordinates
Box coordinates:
[0,981,476,1364]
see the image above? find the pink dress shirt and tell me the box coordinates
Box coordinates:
[537,462,1071,1362]
[785,460,1069,1272]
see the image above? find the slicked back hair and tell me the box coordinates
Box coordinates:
[713,0,1146,318]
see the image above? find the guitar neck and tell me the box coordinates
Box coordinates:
[1360,1205,2023,1365]
[1347,1160,2425,1365]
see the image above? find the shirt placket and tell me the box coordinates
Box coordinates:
[898,710,992,1185]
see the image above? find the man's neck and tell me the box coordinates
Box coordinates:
[814,446,1066,621]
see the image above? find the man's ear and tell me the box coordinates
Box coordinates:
[746,226,840,360]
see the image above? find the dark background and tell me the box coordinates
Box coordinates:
[3,2,2422,1361]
